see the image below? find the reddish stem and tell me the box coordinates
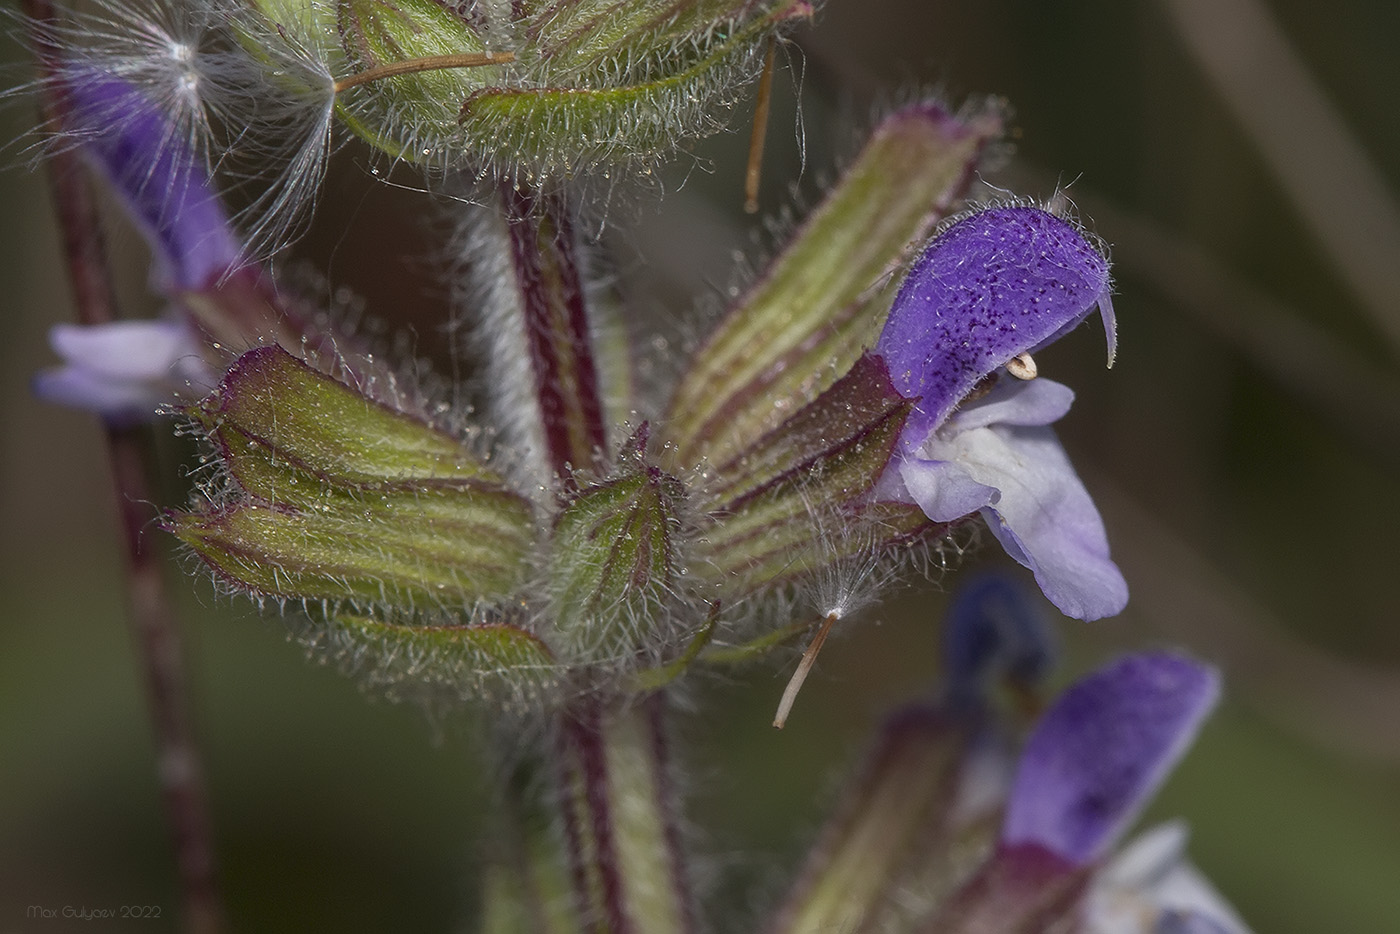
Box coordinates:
[502,186,609,482]
[24,3,223,930]
[643,693,697,934]
[559,705,632,934]
[554,697,696,934]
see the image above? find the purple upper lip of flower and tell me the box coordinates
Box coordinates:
[1001,652,1221,867]
[876,205,1117,447]
[64,69,242,291]
[872,206,1126,620]
[31,69,238,423]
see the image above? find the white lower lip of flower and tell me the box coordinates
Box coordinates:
[1085,823,1254,934]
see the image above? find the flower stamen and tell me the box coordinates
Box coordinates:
[1006,351,1038,380]
[744,35,778,214]
[773,611,839,729]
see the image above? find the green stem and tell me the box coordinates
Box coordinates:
[555,696,694,934]
[480,760,579,934]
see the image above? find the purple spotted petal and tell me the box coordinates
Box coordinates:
[875,206,1113,447]
[1002,654,1220,866]
[66,71,241,289]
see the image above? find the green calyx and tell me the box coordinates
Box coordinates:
[169,346,536,612]
[332,0,508,160]
[459,0,812,182]
[693,355,936,601]
[195,345,497,485]
[245,0,810,180]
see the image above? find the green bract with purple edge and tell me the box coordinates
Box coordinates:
[873,206,1128,620]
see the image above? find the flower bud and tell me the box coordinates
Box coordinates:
[548,461,686,664]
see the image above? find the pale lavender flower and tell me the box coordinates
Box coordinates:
[874,205,1127,619]
[1001,653,1220,866]
[34,319,213,425]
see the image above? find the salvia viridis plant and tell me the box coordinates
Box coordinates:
[17,0,1255,931]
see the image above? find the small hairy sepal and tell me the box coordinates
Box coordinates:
[546,462,690,668]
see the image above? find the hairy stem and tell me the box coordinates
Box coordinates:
[555,696,693,934]
[480,760,579,934]
[25,4,222,930]
[502,186,609,483]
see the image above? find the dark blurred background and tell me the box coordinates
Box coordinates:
[4,0,1400,930]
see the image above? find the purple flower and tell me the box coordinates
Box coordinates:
[64,70,242,290]
[873,205,1126,620]
[34,320,213,425]
[35,70,245,423]
[1000,653,1220,867]
[942,570,1054,712]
